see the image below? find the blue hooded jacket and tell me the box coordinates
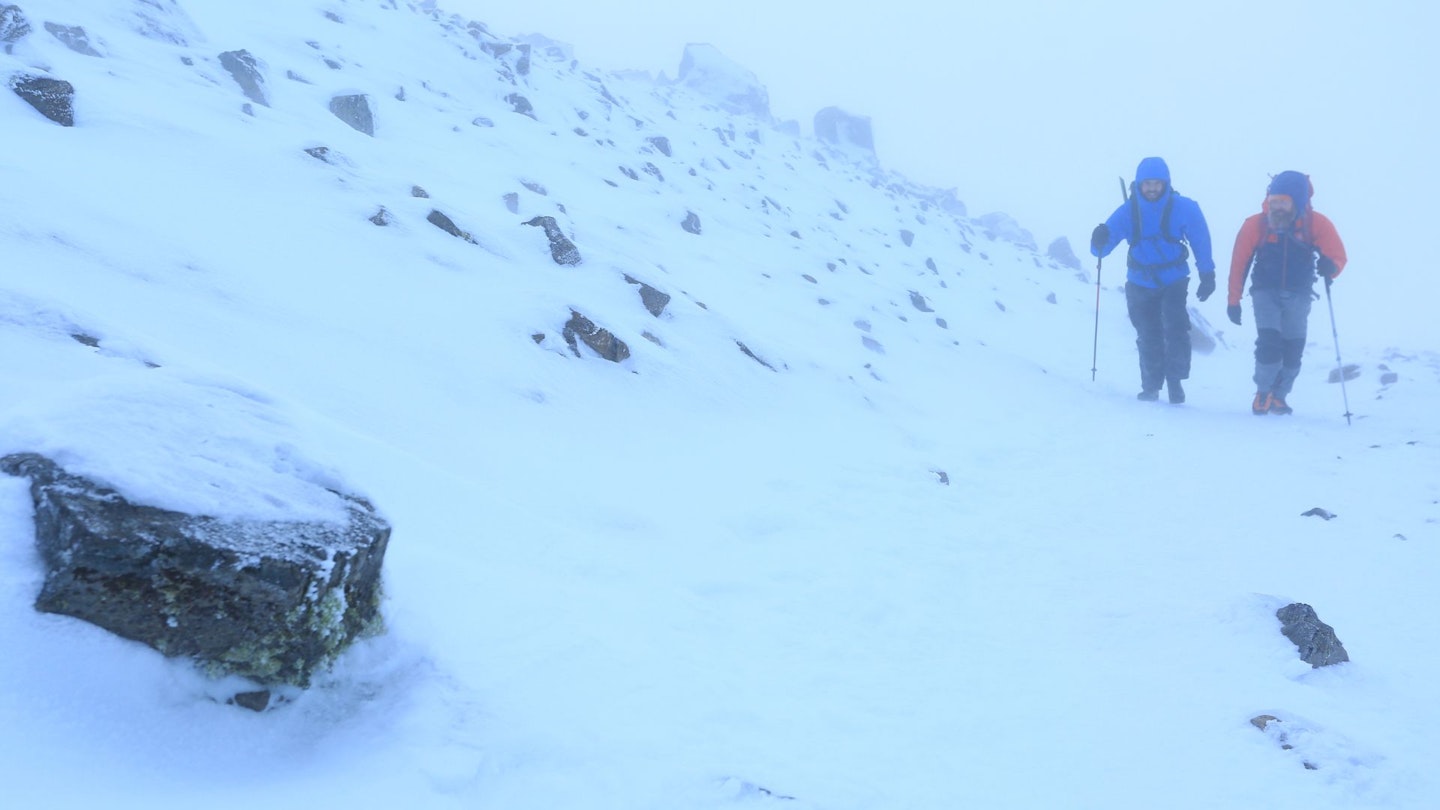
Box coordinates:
[1092,157,1215,288]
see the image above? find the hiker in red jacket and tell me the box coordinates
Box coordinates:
[1227,171,1347,415]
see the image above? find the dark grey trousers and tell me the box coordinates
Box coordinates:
[1250,288,1313,397]
[1125,278,1191,393]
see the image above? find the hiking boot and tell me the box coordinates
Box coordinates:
[1136,389,1160,402]
[1252,392,1271,415]
[1268,394,1293,415]
[1167,379,1185,404]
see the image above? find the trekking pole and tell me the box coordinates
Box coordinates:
[1091,177,1129,381]
[1091,255,1102,380]
[1323,278,1354,425]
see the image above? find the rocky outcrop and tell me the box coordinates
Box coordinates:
[9,72,74,126]
[1276,602,1349,668]
[676,43,769,120]
[219,49,269,107]
[0,453,391,696]
[976,212,1037,252]
[814,107,875,160]
[1047,237,1081,271]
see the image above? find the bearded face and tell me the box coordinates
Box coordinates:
[1266,194,1296,229]
[1139,179,1166,202]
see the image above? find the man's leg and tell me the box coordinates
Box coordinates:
[1126,282,1164,396]
[1271,290,1314,400]
[1250,289,1285,395]
[1159,277,1192,401]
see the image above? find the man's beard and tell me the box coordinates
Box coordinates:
[1267,208,1296,229]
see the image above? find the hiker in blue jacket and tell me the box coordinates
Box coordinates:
[1090,157,1216,404]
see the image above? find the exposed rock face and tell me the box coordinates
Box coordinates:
[9,72,74,126]
[563,310,629,361]
[329,93,374,135]
[0,453,391,690]
[814,107,875,160]
[1276,602,1350,668]
[523,216,581,265]
[44,22,103,57]
[677,43,770,120]
[219,49,269,107]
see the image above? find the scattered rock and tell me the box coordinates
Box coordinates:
[1276,603,1349,668]
[329,93,375,135]
[681,211,702,235]
[505,92,535,119]
[1327,363,1361,383]
[1250,715,1318,770]
[909,291,933,313]
[522,216,581,265]
[1300,507,1336,520]
[624,275,671,316]
[563,310,629,361]
[427,209,474,242]
[646,135,672,157]
[219,49,268,107]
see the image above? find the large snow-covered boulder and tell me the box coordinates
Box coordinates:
[675,43,769,120]
[1,453,390,694]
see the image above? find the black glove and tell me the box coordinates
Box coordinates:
[1227,304,1243,326]
[1195,272,1216,302]
[1317,256,1338,279]
[1090,223,1109,253]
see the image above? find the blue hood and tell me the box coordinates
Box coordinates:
[1134,157,1171,192]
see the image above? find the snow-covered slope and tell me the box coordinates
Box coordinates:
[2,2,1437,808]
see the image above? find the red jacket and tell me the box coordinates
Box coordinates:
[1228,200,1346,306]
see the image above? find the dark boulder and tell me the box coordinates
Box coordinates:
[1276,603,1349,668]
[9,72,74,126]
[0,453,390,690]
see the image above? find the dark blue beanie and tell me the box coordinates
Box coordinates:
[1267,171,1311,206]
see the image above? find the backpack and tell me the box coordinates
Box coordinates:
[1126,186,1189,271]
